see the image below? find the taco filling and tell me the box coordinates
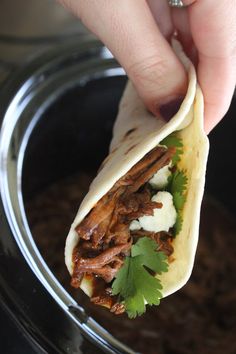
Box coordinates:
[70,133,188,318]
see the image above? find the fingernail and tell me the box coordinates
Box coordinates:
[159,96,184,122]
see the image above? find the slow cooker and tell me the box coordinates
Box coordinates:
[0,36,235,353]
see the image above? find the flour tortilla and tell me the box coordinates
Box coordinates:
[65,40,209,299]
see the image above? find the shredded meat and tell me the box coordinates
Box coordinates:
[126,149,175,193]
[110,302,126,315]
[131,230,174,257]
[75,187,125,244]
[74,243,130,271]
[91,290,125,315]
[71,146,176,310]
[119,188,162,222]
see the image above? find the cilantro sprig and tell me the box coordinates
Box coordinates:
[168,170,188,209]
[160,132,188,236]
[112,237,168,318]
[167,169,188,236]
[160,132,184,165]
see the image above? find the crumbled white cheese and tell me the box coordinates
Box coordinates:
[129,191,177,233]
[149,165,171,189]
[129,220,141,231]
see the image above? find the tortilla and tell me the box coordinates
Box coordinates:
[65,40,209,305]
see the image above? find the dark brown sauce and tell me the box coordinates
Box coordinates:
[90,275,114,307]
[84,274,125,314]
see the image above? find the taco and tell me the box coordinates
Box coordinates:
[65,41,209,318]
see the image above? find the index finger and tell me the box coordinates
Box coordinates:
[58,0,187,116]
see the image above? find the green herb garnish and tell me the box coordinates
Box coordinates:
[167,169,188,236]
[160,132,184,165]
[112,237,168,318]
[173,213,183,235]
[168,170,188,208]
[160,132,188,236]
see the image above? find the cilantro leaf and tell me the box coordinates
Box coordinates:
[172,192,186,210]
[160,132,183,165]
[161,133,183,149]
[125,258,163,318]
[112,257,133,298]
[167,170,188,236]
[131,237,168,274]
[174,213,183,235]
[112,237,168,318]
[168,170,188,197]
[125,292,146,319]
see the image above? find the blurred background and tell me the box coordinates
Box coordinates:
[0,0,86,82]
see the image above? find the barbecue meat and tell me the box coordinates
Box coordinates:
[71,146,175,299]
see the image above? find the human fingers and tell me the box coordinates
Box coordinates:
[147,0,173,39]
[57,0,187,119]
[171,8,197,64]
[178,0,236,133]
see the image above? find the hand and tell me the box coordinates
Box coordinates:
[58,0,236,133]
[172,0,236,132]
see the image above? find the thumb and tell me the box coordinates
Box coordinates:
[58,0,187,119]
